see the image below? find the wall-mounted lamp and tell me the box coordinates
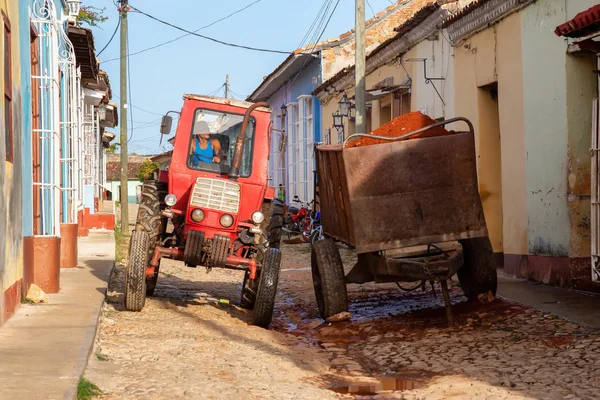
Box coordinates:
[332,111,344,129]
[280,104,287,118]
[338,93,351,118]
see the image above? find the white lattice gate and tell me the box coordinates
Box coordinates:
[31,0,61,236]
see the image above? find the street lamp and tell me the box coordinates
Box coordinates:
[338,93,351,118]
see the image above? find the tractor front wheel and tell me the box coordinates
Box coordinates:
[124,230,149,311]
[241,200,283,310]
[135,180,168,296]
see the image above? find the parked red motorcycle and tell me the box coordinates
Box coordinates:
[283,196,310,239]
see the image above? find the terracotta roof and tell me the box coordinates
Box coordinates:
[248,1,410,102]
[106,161,144,181]
[555,4,600,38]
[313,0,442,96]
[441,0,489,27]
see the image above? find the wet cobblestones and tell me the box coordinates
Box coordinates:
[85,241,600,399]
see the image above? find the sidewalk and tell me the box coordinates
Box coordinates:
[0,230,115,400]
[497,269,600,329]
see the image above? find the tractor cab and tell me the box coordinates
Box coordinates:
[124,95,283,329]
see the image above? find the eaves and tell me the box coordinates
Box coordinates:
[444,0,536,43]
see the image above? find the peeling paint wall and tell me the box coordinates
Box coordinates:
[522,0,571,257]
[566,54,596,259]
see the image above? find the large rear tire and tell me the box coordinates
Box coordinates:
[252,248,282,328]
[135,180,168,296]
[311,239,348,320]
[241,200,284,310]
[458,237,498,301]
[125,230,149,311]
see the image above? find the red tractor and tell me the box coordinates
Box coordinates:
[124,95,283,328]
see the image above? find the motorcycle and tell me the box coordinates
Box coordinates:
[283,196,310,238]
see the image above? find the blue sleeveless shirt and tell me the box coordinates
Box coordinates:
[191,137,214,165]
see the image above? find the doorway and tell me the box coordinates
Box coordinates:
[477,82,504,264]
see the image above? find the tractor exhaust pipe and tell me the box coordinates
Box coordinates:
[229,101,269,180]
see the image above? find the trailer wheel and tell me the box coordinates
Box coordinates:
[135,180,168,296]
[458,237,498,301]
[241,200,284,310]
[125,230,149,311]
[252,248,282,328]
[311,239,348,320]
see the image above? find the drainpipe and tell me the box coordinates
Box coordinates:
[229,102,269,180]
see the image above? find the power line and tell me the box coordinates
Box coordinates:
[112,93,163,116]
[103,0,264,64]
[296,0,330,49]
[97,17,120,56]
[128,4,291,55]
[289,0,340,88]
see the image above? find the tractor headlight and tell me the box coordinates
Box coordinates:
[165,194,177,207]
[251,211,265,224]
[220,214,234,228]
[191,209,205,222]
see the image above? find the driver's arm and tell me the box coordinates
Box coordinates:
[211,139,222,163]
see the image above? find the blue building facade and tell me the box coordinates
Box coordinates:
[249,56,322,204]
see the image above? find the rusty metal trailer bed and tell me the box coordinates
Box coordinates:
[311,118,497,324]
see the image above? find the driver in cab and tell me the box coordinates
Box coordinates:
[190,121,222,166]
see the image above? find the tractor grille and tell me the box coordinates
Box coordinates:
[190,178,240,213]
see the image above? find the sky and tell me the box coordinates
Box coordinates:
[83,0,397,154]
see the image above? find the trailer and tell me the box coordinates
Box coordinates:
[311,117,497,323]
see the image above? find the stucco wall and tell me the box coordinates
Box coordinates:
[1,0,25,324]
[496,13,528,258]
[522,0,571,257]
[454,25,505,253]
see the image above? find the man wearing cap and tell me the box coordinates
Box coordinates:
[190,120,222,166]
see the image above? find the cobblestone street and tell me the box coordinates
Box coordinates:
[85,241,600,399]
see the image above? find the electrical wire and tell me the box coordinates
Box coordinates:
[128,4,291,55]
[97,18,120,56]
[289,0,340,88]
[296,0,330,49]
[103,0,264,63]
[112,94,163,116]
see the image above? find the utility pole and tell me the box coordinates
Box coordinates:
[225,74,230,99]
[355,0,366,134]
[119,0,129,232]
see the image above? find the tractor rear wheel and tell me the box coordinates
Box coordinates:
[252,248,282,328]
[241,200,284,310]
[458,237,498,301]
[125,230,149,311]
[135,180,168,296]
[311,239,348,320]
